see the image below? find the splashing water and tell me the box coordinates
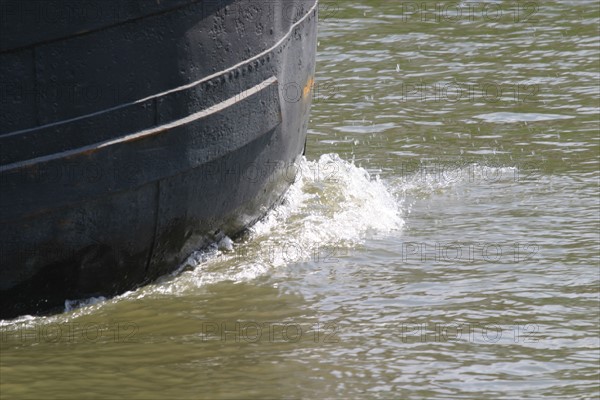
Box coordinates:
[162,153,405,291]
[252,153,404,247]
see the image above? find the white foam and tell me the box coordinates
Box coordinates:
[161,154,405,290]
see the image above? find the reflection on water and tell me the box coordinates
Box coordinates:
[1,1,599,399]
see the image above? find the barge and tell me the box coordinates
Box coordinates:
[0,0,318,318]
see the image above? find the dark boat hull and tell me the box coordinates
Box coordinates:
[0,0,318,318]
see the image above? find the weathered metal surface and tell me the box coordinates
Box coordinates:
[0,0,318,318]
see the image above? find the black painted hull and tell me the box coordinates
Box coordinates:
[0,0,318,318]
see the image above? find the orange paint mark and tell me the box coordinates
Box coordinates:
[303,76,314,100]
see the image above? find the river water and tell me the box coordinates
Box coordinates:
[1,1,599,399]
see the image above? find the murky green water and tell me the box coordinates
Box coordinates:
[1,1,599,399]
